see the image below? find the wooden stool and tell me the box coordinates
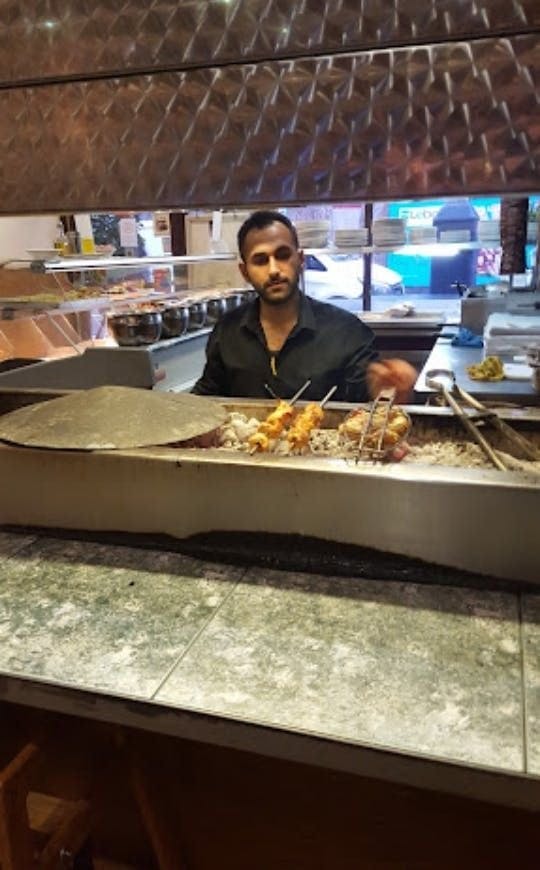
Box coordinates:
[0,742,93,869]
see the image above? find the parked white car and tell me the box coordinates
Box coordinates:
[303,253,404,298]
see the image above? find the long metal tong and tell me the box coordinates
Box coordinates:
[425,368,540,471]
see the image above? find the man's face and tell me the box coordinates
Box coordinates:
[239,221,304,306]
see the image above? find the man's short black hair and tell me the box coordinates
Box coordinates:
[237,210,299,260]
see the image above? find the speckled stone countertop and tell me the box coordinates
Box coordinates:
[0,529,539,807]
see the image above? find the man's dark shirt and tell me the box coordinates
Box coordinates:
[192,293,378,402]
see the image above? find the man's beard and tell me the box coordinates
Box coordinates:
[255,269,302,306]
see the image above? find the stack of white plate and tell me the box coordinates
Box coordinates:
[372,219,406,247]
[478,220,500,242]
[296,220,330,249]
[407,227,437,244]
[439,229,471,242]
[334,228,370,248]
[484,313,540,357]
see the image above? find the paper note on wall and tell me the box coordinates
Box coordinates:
[119,217,138,248]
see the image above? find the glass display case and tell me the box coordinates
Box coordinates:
[0,195,537,388]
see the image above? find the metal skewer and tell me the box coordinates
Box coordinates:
[249,379,312,455]
[319,384,338,407]
[264,379,312,404]
[289,379,312,404]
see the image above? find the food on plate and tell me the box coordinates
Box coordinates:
[287,403,325,451]
[339,406,411,449]
[467,355,505,381]
[0,288,103,306]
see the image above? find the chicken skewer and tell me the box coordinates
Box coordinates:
[248,379,312,453]
[287,385,338,452]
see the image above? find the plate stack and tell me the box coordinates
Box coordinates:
[372,219,406,248]
[477,220,500,244]
[407,227,437,245]
[334,227,370,248]
[296,220,330,249]
[484,312,540,357]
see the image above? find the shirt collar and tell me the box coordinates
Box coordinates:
[240,292,317,336]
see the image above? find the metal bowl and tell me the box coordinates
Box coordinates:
[160,304,189,339]
[187,300,207,331]
[225,292,244,312]
[206,296,228,326]
[108,311,162,346]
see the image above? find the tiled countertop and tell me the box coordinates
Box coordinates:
[0,529,539,808]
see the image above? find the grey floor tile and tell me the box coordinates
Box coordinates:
[0,530,36,557]
[522,594,540,775]
[0,536,242,698]
[157,569,523,771]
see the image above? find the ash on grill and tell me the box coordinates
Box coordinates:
[216,411,540,474]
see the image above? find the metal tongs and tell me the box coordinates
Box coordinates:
[357,387,398,461]
[425,368,540,471]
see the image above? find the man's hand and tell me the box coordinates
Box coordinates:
[367,359,417,403]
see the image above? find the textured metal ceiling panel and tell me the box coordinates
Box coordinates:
[0,0,538,85]
[0,35,538,212]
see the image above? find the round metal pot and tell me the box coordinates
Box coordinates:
[225,292,244,312]
[206,296,228,326]
[108,311,162,346]
[187,300,207,331]
[160,304,189,339]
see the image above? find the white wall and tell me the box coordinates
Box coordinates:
[0,215,59,262]
[185,212,250,290]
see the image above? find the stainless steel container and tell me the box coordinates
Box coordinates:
[225,292,244,312]
[206,296,227,326]
[187,300,207,331]
[160,304,189,339]
[108,311,162,346]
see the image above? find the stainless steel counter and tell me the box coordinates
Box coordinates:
[415,338,539,405]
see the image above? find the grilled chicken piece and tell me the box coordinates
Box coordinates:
[287,403,325,451]
[248,400,295,452]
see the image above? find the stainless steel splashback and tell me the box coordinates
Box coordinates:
[1,1,538,84]
[0,1,538,212]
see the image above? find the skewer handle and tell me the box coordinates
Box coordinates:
[290,379,312,404]
[320,385,338,407]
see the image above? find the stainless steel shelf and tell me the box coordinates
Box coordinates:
[35,252,236,273]
[305,241,504,256]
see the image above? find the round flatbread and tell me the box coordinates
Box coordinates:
[0,386,227,450]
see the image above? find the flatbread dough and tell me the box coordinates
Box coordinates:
[0,386,227,450]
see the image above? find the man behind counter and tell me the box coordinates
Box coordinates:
[192,210,415,402]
